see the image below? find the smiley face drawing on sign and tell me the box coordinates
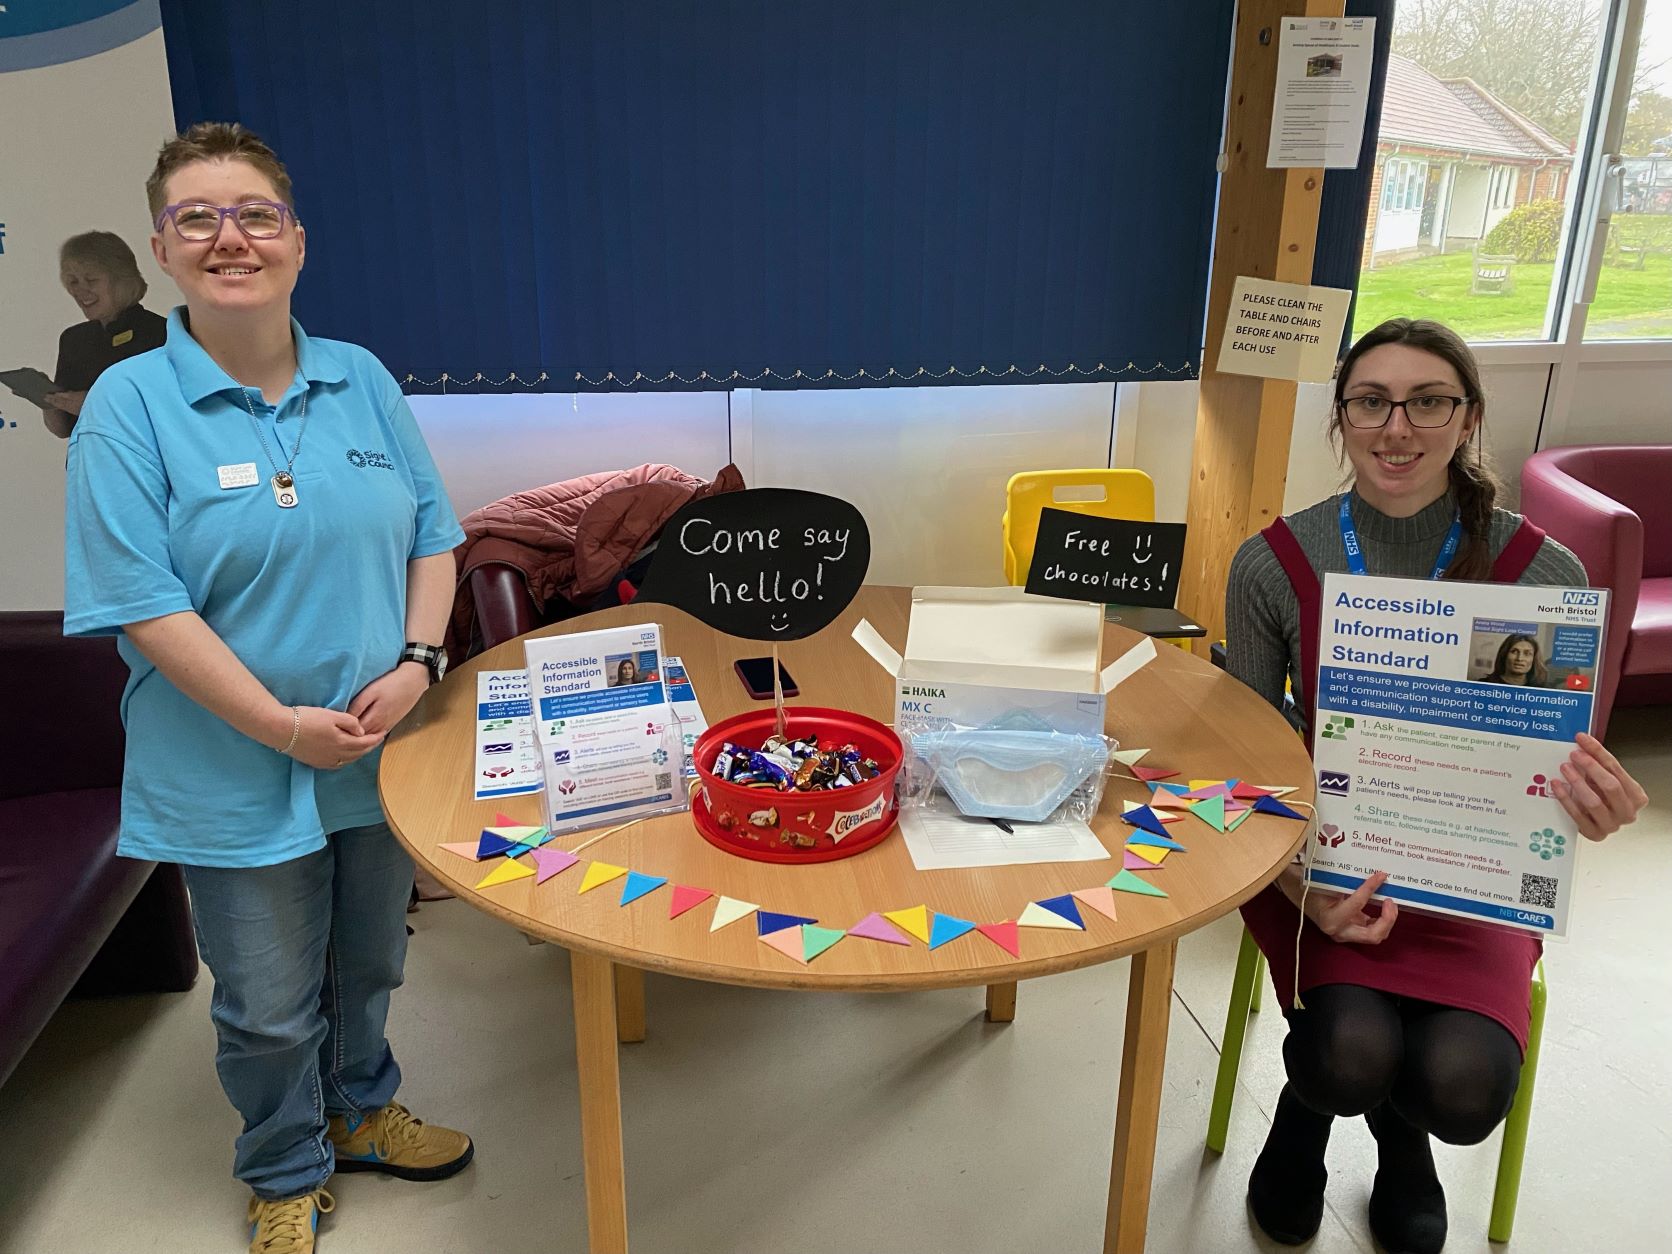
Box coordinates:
[634,488,871,642]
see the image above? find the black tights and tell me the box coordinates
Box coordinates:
[1283,983,1523,1145]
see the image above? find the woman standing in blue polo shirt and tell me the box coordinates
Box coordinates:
[63,123,470,1254]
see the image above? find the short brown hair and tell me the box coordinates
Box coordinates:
[146,122,295,221]
[60,230,148,309]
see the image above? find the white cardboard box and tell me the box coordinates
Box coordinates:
[852,586,1155,737]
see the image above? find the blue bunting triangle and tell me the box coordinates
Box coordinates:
[928,912,976,949]
[1121,805,1174,838]
[618,871,667,906]
[1035,894,1085,928]
[1253,794,1306,819]
[1126,830,1187,852]
[757,910,818,936]
[475,831,519,859]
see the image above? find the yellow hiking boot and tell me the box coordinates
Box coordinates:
[247,1188,333,1254]
[327,1102,474,1181]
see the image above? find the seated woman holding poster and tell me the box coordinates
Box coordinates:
[1224,318,1647,1254]
[1483,632,1551,687]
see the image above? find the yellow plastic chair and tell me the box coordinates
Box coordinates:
[1003,469,1192,650]
[1002,469,1156,586]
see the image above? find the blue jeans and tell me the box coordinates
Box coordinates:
[182,822,413,1199]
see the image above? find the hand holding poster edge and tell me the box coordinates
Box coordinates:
[633,488,871,642]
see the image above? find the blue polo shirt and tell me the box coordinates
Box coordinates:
[64,308,465,868]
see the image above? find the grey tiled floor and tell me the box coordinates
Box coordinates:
[1,708,1664,1254]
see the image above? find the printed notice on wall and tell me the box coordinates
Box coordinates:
[1216,276,1352,382]
[1267,16,1377,168]
[1309,573,1610,936]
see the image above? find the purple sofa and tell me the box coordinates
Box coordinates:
[0,612,198,1087]
[1520,445,1672,743]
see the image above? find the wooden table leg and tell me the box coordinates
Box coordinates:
[615,965,646,1044]
[1103,941,1176,1254]
[571,951,628,1254]
[984,981,1017,1023]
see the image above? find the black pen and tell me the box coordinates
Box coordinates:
[988,817,1015,834]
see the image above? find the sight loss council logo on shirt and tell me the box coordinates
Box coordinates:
[345,448,396,470]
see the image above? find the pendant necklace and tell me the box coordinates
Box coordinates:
[240,383,309,508]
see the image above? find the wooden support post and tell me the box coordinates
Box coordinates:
[1177,0,1344,651]
[984,981,1018,1023]
[615,964,647,1044]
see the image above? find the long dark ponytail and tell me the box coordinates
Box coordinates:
[1332,318,1498,581]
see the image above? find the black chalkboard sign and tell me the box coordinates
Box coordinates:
[634,488,870,640]
[1024,508,1186,608]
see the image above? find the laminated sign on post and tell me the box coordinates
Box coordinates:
[1309,573,1610,936]
[1024,509,1186,608]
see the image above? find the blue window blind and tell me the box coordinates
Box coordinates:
[161,1,1233,392]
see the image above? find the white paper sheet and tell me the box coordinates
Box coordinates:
[1267,17,1376,169]
[898,806,1112,871]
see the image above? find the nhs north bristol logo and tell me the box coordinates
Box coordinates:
[1561,591,1601,606]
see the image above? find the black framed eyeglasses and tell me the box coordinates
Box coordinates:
[1338,394,1471,429]
[155,200,293,242]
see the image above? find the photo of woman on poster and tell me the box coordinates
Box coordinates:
[1484,632,1551,688]
[41,231,167,437]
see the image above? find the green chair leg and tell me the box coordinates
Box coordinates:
[1207,928,1264,1154]
[1489,961,1546,1243]
[1250,953,1266,1013]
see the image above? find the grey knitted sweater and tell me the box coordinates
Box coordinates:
[1226,490,1586,732]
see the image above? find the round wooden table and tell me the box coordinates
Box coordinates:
[380,587,1314,1253]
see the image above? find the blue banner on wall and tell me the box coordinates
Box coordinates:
[159,1,1232,392]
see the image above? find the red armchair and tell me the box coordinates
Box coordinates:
[1520,444,1672,742]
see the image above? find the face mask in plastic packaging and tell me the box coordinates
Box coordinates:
[910,729,1111,822]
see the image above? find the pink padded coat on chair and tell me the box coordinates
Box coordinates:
[1520,444,1672,742]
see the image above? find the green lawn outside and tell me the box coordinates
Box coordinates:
[1353,250,1672,342]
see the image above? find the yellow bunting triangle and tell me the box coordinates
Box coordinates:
[709,896,758,932]
[1127,842,1170,866]
[1111,747,1151,766]
[578,862,628,894]
[1018,901,1081,930]
[1188,779,1227,790]
[883,906,931,943]
[475,858,535,889]
[484,824,545,841]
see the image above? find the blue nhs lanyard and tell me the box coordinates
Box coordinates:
[1339,495,1462,580]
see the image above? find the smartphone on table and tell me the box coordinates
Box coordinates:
[734,656,799,700]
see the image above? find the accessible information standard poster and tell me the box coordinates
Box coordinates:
[1310,573,1609,935]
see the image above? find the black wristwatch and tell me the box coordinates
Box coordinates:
[400,642,448,685]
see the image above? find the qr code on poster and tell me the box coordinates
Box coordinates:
[655,772,673,790]
[1519,872,1559,908]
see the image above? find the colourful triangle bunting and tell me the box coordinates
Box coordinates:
[1150,781,1192,795]
[1111,747,1151,767]
[848,912,911,945]
[1188,779,1230,791]
[1121,805,1174,838]
[928,913,976,949]
[578,862,627,894]
[483,824,546,842]
[1127,842,1170,867]
[532,847,579,883]
[1132,765,1178,782]
[1232,782,1276,800]
[1124,849,1157,870]
[1148,793,1196,812]
[1018,901,1082,930]
[1107,868,1169,898]
[475,858,535,889]
[760,927,806,963]
[493,811,519,826]
[1072,887,1119,921]
[884,906,931,943]
[977,920,1021,956]
[669,885,714,919]
[1192,794,1228,832]
[709,896,758,932]
[757,910,818,936]
[618,871,667,906]
[1254,794,1307,819]
[437,841,482,860]
[1036,894,1086,928]
[802,926,846,962]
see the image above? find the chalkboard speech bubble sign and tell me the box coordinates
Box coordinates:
[1024,508,1187,608]
[634,488,871,641]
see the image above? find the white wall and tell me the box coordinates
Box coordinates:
[0,29,181,610]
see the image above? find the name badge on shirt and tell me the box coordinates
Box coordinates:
[112,329,135,347]
[218,462,260,490]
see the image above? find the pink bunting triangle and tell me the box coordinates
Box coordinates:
[437,841,482,860]
[668,885,714,919]
[532,847,579,884]
[1124,849,1156,870]
[1132,765,1179,782]
[847,912,912,945]
[760,927,806,963]
[976,920,1020,957]
[494,811,519,826]
[1231,782,1275,800]
[1072,887,1119,921]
